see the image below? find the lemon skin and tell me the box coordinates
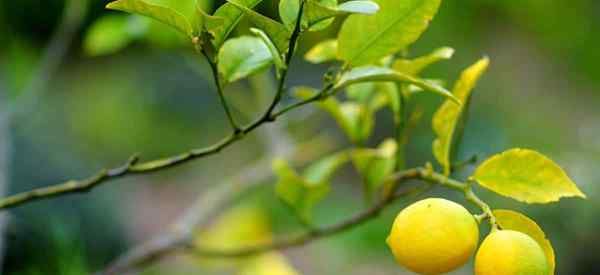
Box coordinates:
[475,230,548,275]
[387,198,479,274]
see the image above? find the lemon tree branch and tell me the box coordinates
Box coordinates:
[0,3,313,210]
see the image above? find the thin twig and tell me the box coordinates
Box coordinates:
[102,169,429,275]
[189,173,427,258]
[101,126,296,275]
[0,0,311,210]
[204,50,240,132]
[102,165,493,274]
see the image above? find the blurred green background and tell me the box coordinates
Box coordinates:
[0,0,598,274]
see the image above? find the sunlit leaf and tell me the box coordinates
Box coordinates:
[494,209,556,275]
[304,39,338,64]
[433,57,488,175]
[226,0,291,53]
[334,66,458,104]
[238,252,301,275]
[274,159,330,222]
[195,203,272,268]
[208,0,263,48]
[351,139,397,196]
[106,0,193,37]
[338,0,441,66]
[393,47,454,75]
[218,36,273,84]
[472,148,587,203]
[83,15,140,56]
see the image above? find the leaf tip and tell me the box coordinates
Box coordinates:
[105,1,118,9]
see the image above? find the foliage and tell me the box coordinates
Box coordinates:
[2,0,589,274]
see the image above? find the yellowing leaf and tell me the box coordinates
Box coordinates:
[494,209,555,275]
[238,252,301,275]
[393,47,454,75]
[473,148,587,203]
[432,57,489,175]
[334,66,459,104]
[304,39,338,64]
[195,203,273,268]
[338,0,441,66]
[106,0,193,37]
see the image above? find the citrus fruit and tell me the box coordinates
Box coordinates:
[475,230,548,275]
[387,198,479,274]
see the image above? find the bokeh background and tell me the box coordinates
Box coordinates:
[0,0,598,274]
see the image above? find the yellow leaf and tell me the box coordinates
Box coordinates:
[194,203,273,268]
[238,252,301,275]
[494,210,555,275]
[432,57,489,175]
[473,148,586,203]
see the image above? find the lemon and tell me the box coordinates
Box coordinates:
[387,198,479,274]
[475,230,548,275]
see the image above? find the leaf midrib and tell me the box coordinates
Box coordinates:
[346,0,426,64]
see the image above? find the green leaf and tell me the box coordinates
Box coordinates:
[304,39,338,64]
[334,66,459,104]
[494,210,555,275]
[338,0,442,66]
[432,57,489,175]
[195,3,225,35]
[393,47,454,75]
[351,139,397,196]
[339,102,375,143]
[208,0,263,48]
[218,36,273,84]
[106,0,193,37]
[346,82,375,102]
[226,0,291,53]
[303,151,351,184]
[250,28,286,71]
[83,15,140,56]
[280,0,336,31]
[472,148,587,203]
[280,0,378,32]
[273,159,330,222]
[294,87,373,143]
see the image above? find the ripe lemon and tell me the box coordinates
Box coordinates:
[387,198,479,274]
[475,230,548,275]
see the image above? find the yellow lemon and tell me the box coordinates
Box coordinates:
[475,230,548,275]
[387,198,479,274]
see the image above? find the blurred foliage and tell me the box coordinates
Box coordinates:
[0,0,599,274]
